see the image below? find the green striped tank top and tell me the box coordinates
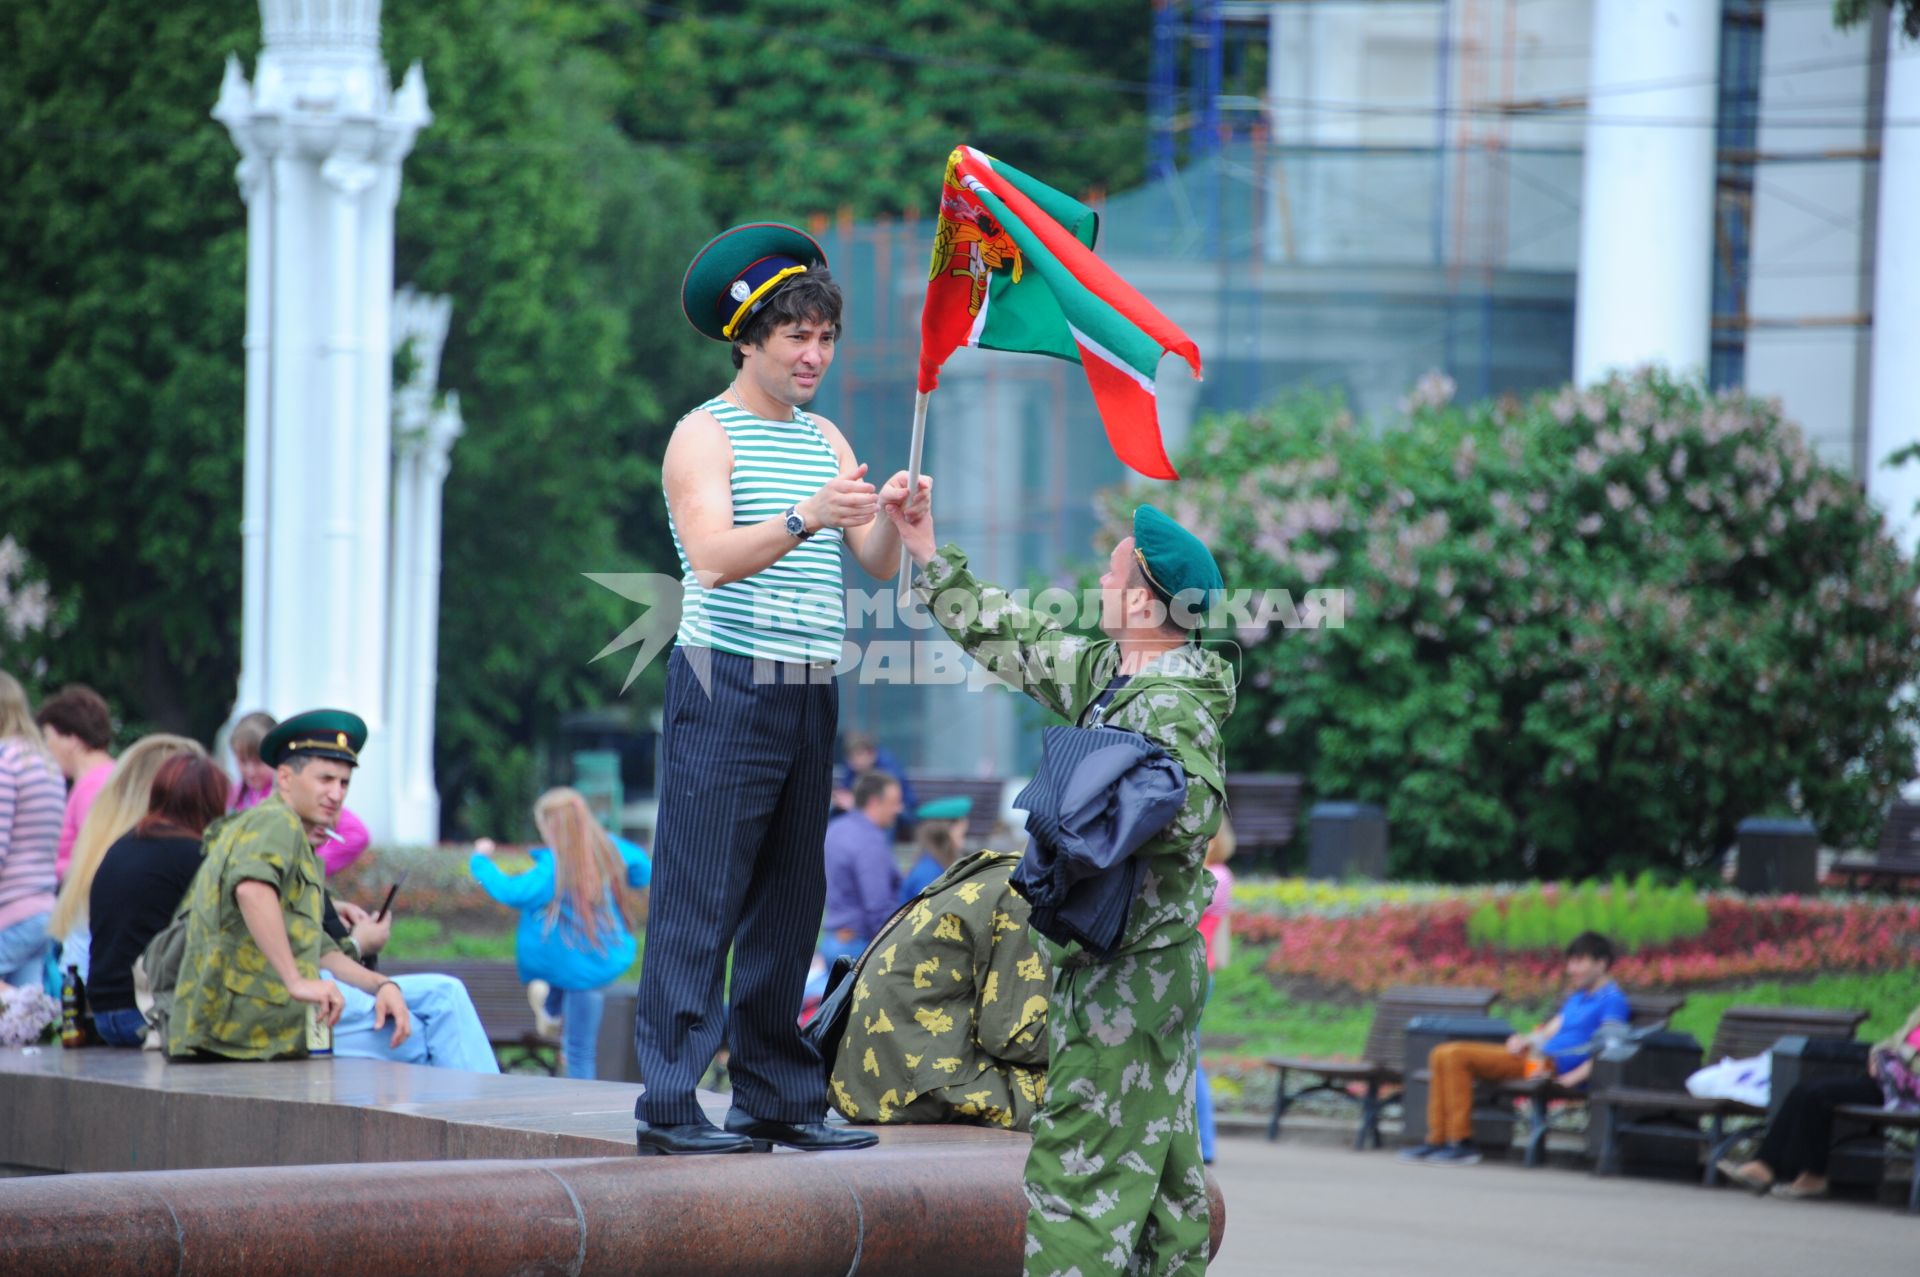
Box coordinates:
[669,396,847,663]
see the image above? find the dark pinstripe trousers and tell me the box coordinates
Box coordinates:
[633,645,838,1125]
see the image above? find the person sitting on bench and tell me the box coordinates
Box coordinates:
[1400,930,1629,1167]
[1719,999,1920,1200]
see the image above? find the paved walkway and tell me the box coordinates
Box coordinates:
[1205,1136,1913,1276]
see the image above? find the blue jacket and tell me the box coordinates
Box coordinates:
[1011,725,1188,958]
[469,837,652,990]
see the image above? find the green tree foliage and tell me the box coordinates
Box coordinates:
[600,0,1152,222]
[0,5,258,742]
[380,2,715,836]
[1136,372,1920,881]
[1835,0,1920,39]
[0,3,713,834]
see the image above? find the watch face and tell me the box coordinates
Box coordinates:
[786,510,806,536]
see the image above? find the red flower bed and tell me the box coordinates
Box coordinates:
[1241,897,1920,1001]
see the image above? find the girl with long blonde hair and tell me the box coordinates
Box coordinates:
[0,671,65,991]
[49,735,205,977]
[469,787,652,1078]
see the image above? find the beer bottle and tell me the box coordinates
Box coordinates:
[60,965,87,1049]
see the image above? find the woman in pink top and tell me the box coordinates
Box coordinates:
[227,711,370,875]
[0,673,66,990]
[33,684,115,884]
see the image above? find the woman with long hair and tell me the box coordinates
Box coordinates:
[86,754,231,1046]
[47,735,205,980]
[469,787,651,1078]
[0,671,65,991]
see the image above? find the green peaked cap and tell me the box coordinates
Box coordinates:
[916,796,973,822]
[680,221,829,342]
[1132,504,1225,611]
[261,709,367,769]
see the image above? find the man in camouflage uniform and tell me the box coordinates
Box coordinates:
[885,487,1232,1277]
[170,711,410,1061]
[830,849,1050,1131]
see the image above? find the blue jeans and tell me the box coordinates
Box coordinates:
[556,987,606,1080]
[96,1006,148,1048]
[1196,973,1217,1162]
[324,972,501,1073]
[0,912,51,989]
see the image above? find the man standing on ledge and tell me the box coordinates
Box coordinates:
[633,222,926,1155]
[886,495,1233,1275]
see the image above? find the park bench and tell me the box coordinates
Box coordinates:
[1829,1102,1920,1213]
[1590,1004,1868,1181]
[908,774,1009,843]
[380,957,559,1074]
[1224,773,1303,870]
[1829,799,1920,893]
[1266,984,1498,1148]
[1491,992,1687,1167]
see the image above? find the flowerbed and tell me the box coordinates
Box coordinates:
[1229,878,1459,919]
[1243,895,1920,1001]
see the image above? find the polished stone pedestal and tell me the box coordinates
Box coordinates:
[0,1047,1223,1274]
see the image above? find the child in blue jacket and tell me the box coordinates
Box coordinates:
[470,787,651,1078]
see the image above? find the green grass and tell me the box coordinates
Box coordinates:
[384,918,652,982]
[1667,970,1920,1047]
[386,917,517,963]
[1202,950,1374,1057]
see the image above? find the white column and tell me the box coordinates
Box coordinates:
[234,143,272,719]
[1573,0,1720,384]
[387,288,457,845]
[1867,30,1920,557]
[262,150,321,717]
[213,3,431,842]
[392,399,460,843]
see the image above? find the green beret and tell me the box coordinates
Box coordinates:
[1133,504,1225,622]
[261,709,367,769]
[916,796,973,822]
[681,221,828,342]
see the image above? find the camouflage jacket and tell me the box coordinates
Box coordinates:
[830,851,1050,1130]
[916,546,1234,962]
[168,795,339,1060]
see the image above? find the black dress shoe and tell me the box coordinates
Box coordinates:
[634,1120,755,1156]
[723,1111,879,1152]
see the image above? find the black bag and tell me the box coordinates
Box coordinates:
[801,955,857,1087]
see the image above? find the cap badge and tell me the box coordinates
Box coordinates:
[728,279,753,303]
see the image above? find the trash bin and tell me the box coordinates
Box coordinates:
[1399,1014,1515,1151]
[572,750,623,834]
[1589,1030,1709,1174]
[1734,817,1819,895]
[594,990,643,1083]
[1306,802,1388,881]
[1769,1035,1880,1188]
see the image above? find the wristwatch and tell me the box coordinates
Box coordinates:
[784,504,814,540]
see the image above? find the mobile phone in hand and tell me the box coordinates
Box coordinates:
[375,870,409,921]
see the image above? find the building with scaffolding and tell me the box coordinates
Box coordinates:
[810,0,1918,780]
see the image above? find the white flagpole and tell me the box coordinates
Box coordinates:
[895,389,931,606]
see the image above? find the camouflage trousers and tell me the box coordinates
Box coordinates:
[1023,932,1210,1277]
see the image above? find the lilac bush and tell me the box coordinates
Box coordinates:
[1122,369,1920,880]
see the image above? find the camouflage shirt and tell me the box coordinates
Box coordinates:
[917,546,1234,962]
[830,851,1050,1130]
[168,794,339,1060]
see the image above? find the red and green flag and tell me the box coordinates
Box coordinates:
[917,145,1201,481]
